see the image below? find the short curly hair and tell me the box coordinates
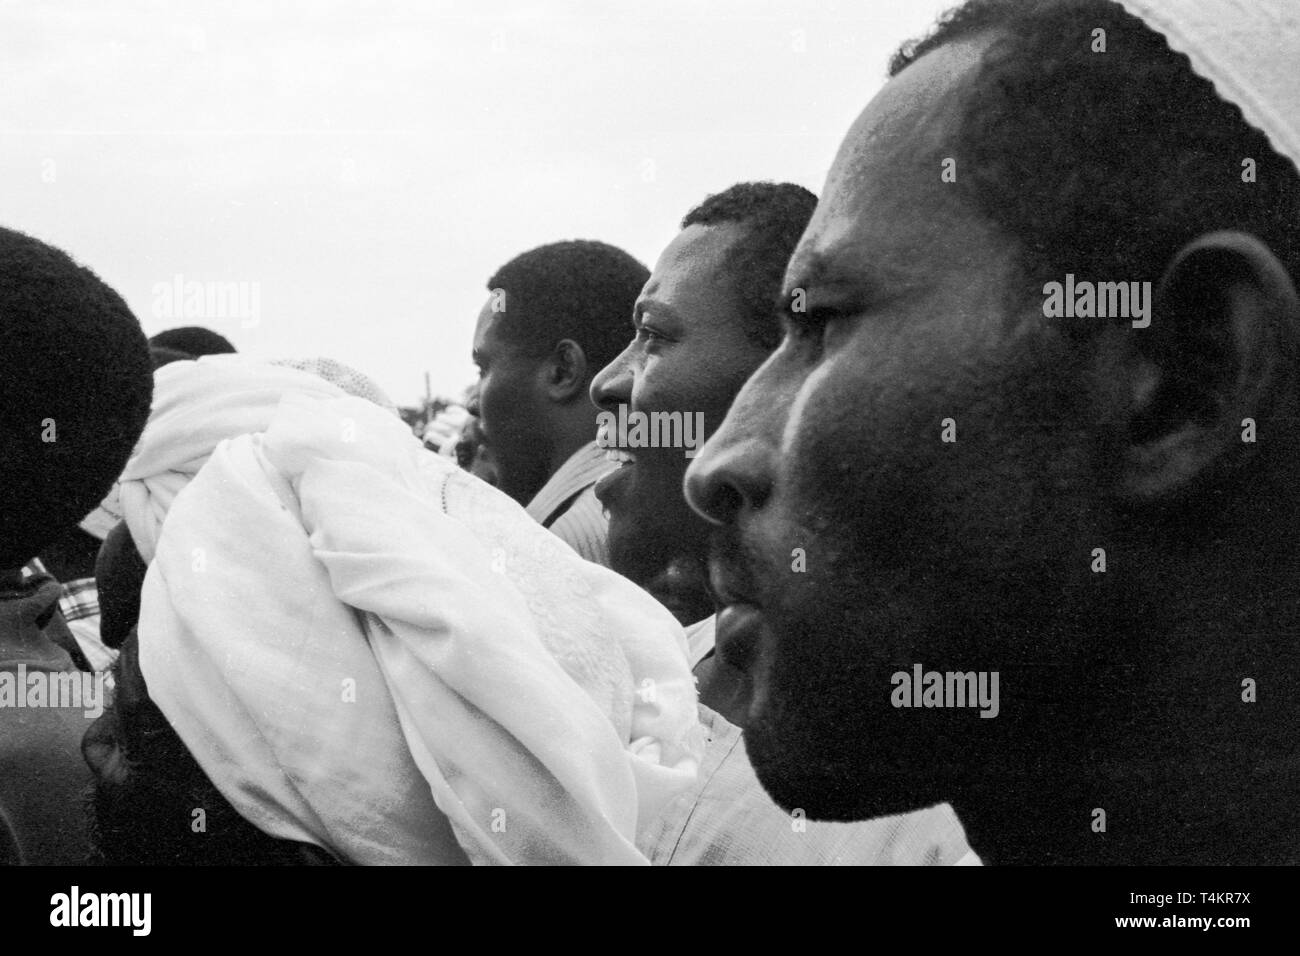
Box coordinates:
[681,182,818,349]
[487,240,649,380]
[0,226,153,568]
[148,325,236,356]
[890,0,1300,314]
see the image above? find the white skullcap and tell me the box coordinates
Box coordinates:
[1117,0,1300,175]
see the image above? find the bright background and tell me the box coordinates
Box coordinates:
[0,0,955,407]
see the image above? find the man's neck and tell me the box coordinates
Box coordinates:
[545,412,601,481]
[954,755,1300,865]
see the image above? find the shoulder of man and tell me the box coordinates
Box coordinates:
[544,486,610,568]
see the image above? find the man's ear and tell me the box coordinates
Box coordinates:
[1117,231,1299,504]
[542,338,589,401]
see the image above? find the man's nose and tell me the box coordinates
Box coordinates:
[590,350,632,410]
[684,424,774,525]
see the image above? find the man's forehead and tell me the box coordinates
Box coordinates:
[654,223,738,277]
[643,222,741,304]
[472,298,503,350]
[789,34,993,286]
[857,35,989,160]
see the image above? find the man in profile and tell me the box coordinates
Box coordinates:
[595,182,972,865]
[592,182,814,667]
[686,0,1300,865]
[469,240,648,566]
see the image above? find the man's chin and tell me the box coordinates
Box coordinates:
[744,712,957,822]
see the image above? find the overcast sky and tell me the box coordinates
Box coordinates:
[1,0,955,407]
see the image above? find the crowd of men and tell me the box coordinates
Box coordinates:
[2,0,1298,865]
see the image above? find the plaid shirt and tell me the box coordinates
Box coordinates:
[21,560,99,623]
[22,559,116,672]
[57,576,99,624]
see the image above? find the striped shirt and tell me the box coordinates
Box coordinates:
[525,441,614,567]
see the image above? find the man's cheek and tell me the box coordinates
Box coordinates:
[778,353,841,456]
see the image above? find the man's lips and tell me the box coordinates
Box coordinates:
[710,566,764,673]
[593,455,633,503]
[714,603,763,673]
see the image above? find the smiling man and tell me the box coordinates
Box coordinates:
[593,183,815,633]
[686,0,1300,864]
[594,182,973,865]
[470,240,648,566]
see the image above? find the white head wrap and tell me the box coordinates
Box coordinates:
[77,488,122,542]
[118,355,347,563]
[120,354,701,864]
[116,354,397,560]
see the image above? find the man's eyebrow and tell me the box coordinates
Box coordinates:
[781,255,864,303]
[784,251,830,292]
[633,297,682,324]
[783,250,916,305]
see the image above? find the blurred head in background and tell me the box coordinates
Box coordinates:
[469,240,648,506]
[148,325,236,357]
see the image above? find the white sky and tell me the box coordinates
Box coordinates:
[0,0,955,407]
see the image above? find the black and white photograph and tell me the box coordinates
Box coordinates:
[0,0,1292,935]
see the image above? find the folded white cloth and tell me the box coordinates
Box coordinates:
[127,359,701,864]
[120,356,348,563]
[77,492,121,541]
[1118,0,1300,173]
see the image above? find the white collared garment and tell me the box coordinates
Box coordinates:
[683,615,717,670]
[525,440,614,568]
[638,704,980,866]
[669,620,980,865]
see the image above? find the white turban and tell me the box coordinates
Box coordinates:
[119,355,347,563]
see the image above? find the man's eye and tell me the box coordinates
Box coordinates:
[784,303,841,339]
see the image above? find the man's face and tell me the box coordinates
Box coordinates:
[685,37,1117,820]
[591,223,772,624]
[470,299,549,504]
[455,418,499,488]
